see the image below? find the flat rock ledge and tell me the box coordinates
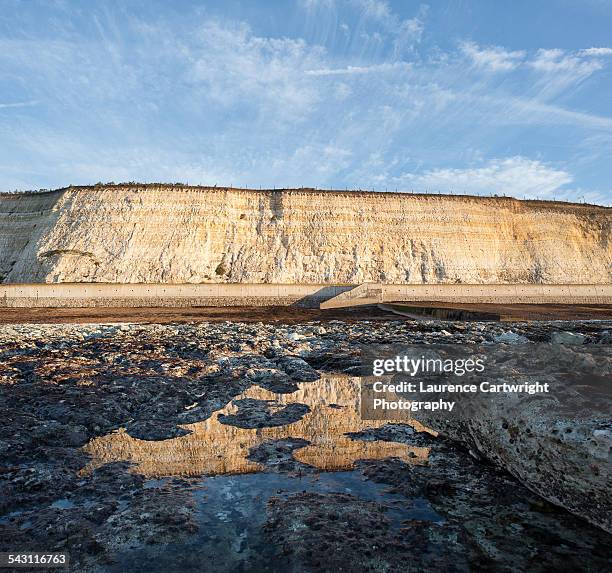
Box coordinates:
[415,389,611,533]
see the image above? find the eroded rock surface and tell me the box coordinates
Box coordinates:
[0,319,611,571]
[412,344,612,532]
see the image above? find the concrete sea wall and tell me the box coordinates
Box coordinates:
[321,283,612,308]
[0,283,351,309]
[3,283,610,309]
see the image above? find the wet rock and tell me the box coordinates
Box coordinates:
[125,420,192,441]
[301,350,361,372]
[551,330,586,345]
[275,356,320,381]
[348,423,435,448]
[597,330,612,344]
[218,399,310,429]
[358,437,612,572]
[246,367,298,393]
[493,330,528,344]
[27,421,89,448]
[1,319,611,571]
[264,491,467,572]
[64,425,89,447]
[413,346,612,532]
[97,486,198,550]
[248,438,313,473]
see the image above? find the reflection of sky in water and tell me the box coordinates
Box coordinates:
[82,377,430,477]
[109,472,444,573]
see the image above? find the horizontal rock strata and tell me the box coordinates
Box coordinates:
[1,185,610,284]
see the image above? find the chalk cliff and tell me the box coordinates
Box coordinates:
[0,185,610,284]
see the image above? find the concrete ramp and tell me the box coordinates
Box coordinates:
[319,283,383,309]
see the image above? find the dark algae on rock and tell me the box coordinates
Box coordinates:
[0,320,611,571]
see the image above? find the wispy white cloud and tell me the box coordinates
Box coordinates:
[397,157,573,199]
[459,43,610,80]
[0,101,39,109]
[522,48,608,103]
[348,0,427,55]
[529,48,602,75]
[579,47,612,56]
[477,94,612,130]
[1,1,611,204]
[186,21,324,120]
[305,61,410,75]
[460,41,525,71]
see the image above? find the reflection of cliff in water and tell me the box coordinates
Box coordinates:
[82,377,430,477]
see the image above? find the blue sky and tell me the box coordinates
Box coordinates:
[1,0,612,203]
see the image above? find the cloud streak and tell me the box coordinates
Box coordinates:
[397,157,573,199]
[460,41,525,71]
[0,101,39,109]
[304,61,410,75]
[579,47,612,56]
[0,1,610,204]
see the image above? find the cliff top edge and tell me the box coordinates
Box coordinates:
[0,183,608,209]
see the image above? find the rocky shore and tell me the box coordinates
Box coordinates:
[1,319,610,571]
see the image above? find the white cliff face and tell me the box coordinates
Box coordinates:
[0,185,610,284]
